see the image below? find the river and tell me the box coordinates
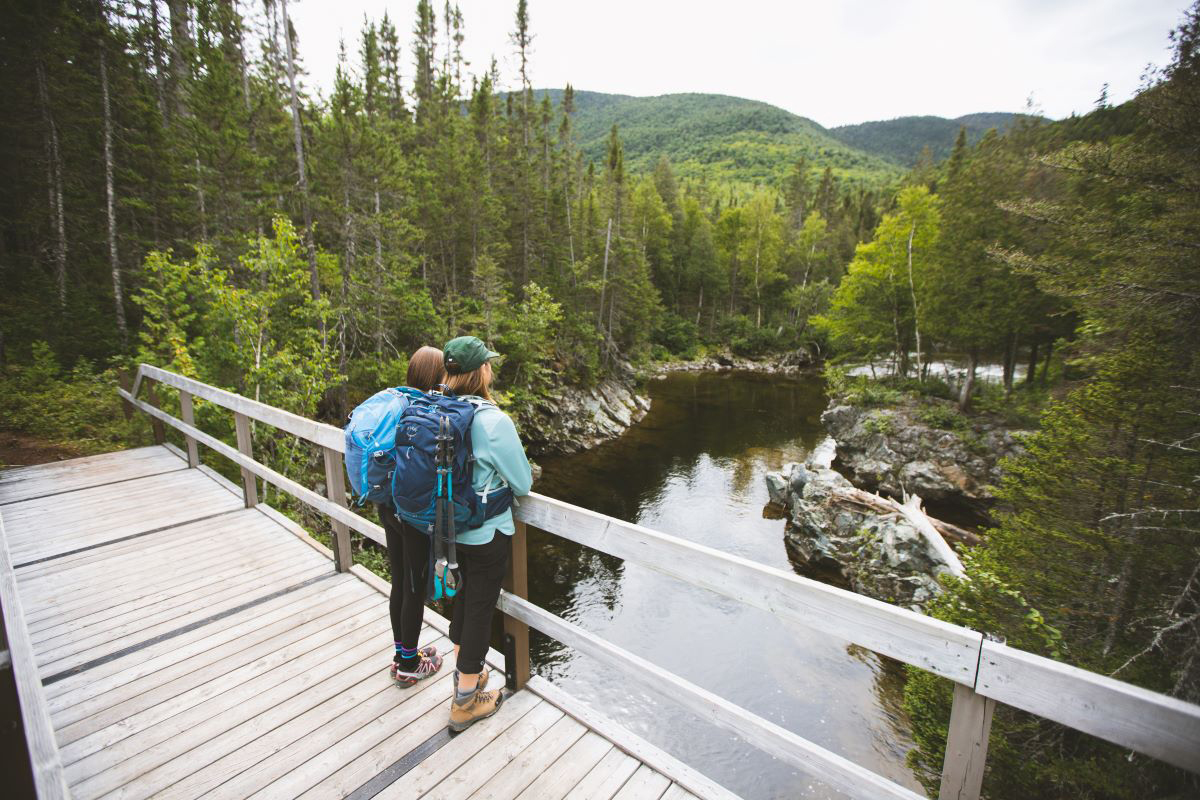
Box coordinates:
[528,370,923,799]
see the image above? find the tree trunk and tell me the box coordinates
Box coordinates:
[695,283,704,326]
[279,0,321,307]
[146,0,169,125]
[1002,329,1017,397]
[35,59,67,311]
[1025,340,1039,387]
[906,223,923,380]
[99,36,128,345]
[166,0,190,118]
[598,217,612,332]
[1040,339,1054,384]
[958,349,979,412]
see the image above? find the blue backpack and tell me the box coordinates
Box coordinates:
[344,386,426,506]
[344,386,513,600]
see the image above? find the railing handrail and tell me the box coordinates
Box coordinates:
[0,515,71,799]
[117,364,1200,799]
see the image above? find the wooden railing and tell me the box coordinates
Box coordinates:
[0,513,71,798]
[116,364,1200,800]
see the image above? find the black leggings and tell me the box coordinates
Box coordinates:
[378,505,431,653]
[450,533,512,675]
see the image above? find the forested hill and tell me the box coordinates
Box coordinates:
[828,112,1036,165]
[531,89,903,187]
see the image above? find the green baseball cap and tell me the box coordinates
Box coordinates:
[443,336,501,374]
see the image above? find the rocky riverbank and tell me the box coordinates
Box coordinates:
[821,396,1028,512]
[519,376,651,456]
[651,348,816,377]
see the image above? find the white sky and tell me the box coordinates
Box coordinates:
[286,0,1188,127]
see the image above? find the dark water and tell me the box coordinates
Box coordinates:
[527,371,921,799]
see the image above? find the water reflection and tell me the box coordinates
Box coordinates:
[530,371,920,799]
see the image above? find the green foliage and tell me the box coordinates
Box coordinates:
[914,403,968,431]
[829,112,1039,167]
[651,311,700,358]
[862,413,896,436]
[0,343,148,457]
[534,89,902,188]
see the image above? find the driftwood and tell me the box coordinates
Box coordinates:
[834,485,972,576]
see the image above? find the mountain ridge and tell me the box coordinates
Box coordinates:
[528,88,1032,185]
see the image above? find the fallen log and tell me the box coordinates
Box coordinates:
[834,486,970,576]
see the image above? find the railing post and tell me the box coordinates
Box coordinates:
[322,446,352,572]
[938,682,996,800]
[501,520,531,691]
[178,390,200,468]
[143,378,166,445]
[233,412,258,508]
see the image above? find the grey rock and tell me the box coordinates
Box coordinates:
[768,452,960,610]
[523,377,650,456]
[820,398,1028,508]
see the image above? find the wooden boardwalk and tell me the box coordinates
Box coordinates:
[0,445,733,800]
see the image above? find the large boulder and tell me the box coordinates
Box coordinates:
[820,399,1027,509]
[765,456,958,610]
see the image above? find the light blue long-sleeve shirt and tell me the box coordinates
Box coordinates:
[455,398,532,546]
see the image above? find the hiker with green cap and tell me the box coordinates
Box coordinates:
[440,335,532,731]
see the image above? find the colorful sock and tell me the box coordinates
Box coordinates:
[396,642,419,670]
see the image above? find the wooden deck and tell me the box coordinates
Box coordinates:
[0,445,734,800]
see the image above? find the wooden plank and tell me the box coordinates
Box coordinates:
[0,445,172,485]
[4,474,242,562]
[46,579,368,719]
[371,689,545,800]
[20,513,266,604]
[567,748,641,800]
[178,390,200,467]
[53,591,382,745]
[611,764,671,800]
[514,732,614,800]
[938,683,995,800]
[0,447,183,503]
[32,549,324,655]
[465,714,588,800]
[136,364,345,451]
[414,700,564,800]
[0,513,71,800]
[30,542,313,644]
[660,786,698,800]
[234,411,258,508]
[62,606,391,783]
[976,639,1200,772]
[23,520,290,623]
[23,513,299,616]
[500,594,923,800]
[119,390,387,547]
[322,446,352,572]
[221,636,455,800]
[526,676,739,800]
[502,520,531,690]
[515,493,982,685]
[71,636,397,800]
[135,632,450,800]
[294,693,459,800]
[37,559,331,677]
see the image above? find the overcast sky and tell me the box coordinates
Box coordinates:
[287,0,1188,128]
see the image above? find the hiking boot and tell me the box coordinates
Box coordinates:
[449,685,504,732]
[390,646,442,688]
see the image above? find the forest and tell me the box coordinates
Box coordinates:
[1,1,1198,798]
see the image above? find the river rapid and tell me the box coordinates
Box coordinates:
[528,370,923,799]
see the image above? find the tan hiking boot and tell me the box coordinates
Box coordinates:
[449,685,504,732]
